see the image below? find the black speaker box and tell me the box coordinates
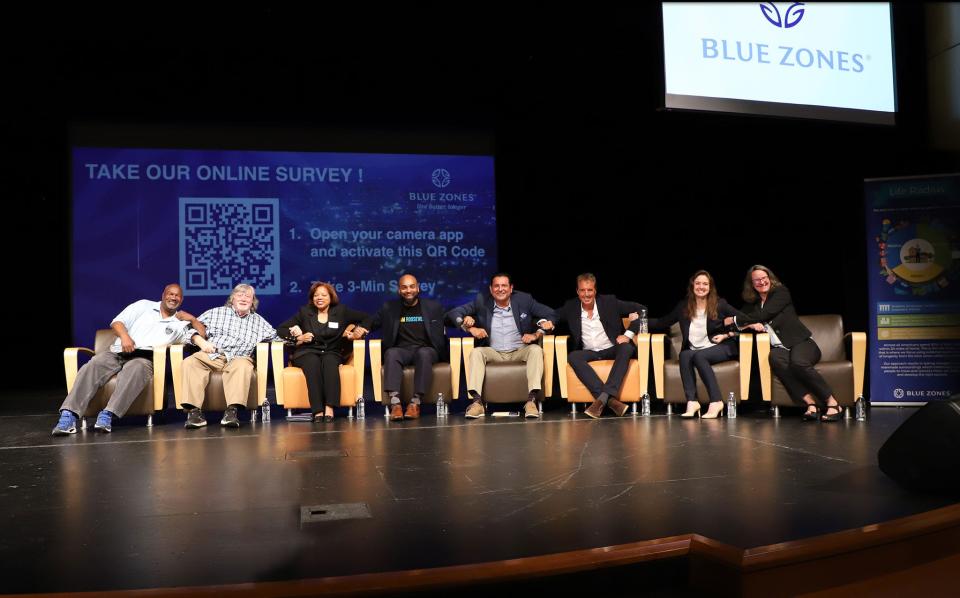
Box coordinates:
[878,397,960,493]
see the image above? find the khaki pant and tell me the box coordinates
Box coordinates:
[181,353,254,409]
[467,344,543,395]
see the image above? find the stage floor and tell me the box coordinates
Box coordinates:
[0,391,953,594]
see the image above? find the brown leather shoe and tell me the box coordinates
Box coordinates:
[584,399,604,419]
[390,403,404,421]
[404,403,420,419]
[608,398,629,417]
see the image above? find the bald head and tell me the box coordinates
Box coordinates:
[160,283,183,316]
[397,274,420,306]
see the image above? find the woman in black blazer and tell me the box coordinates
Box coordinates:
[277,282,369,422]
[727,265,841,422]
[650,270,740,418]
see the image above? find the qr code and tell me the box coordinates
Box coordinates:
[179,197,280,295]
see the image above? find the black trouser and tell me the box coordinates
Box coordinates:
[384,346,439,402]
[293,352,344,413]
[678,342,738,404]
[568,342,636,399]
[770,338,834,405]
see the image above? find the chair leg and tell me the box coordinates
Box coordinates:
[666,404,673,416]
[772,406,781,418]
[349,407,355,419]
[287,409,293,418]
[81,417,87,431]
[146,414,153,428]
[843,406,851,420]
[631,402,637,416]
[570,403,577,416]
[250,409,258,423]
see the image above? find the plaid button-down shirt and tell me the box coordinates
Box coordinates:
[186,306,277,361]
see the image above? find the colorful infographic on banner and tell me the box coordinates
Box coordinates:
[72,148,497,345]
[865,174,960,404]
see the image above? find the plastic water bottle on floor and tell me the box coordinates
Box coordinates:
[642,393,651,416]
[855,396,866,421]
[640,307,648,334]
[261,398,271,423]
[727,392,737,419]
[356,397,365,420]
[436,392,445,418]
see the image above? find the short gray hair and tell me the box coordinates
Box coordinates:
[225,284,259,312]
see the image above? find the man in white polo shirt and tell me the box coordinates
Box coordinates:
[53,284,205,435]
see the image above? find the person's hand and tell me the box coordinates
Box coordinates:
[195,337,216,353]
[174,310,195,322]
[711,334,727,344]
[540,321,554,331]
[749,323,765,332]
[522,333,540,344]
[120,333,135,353]
[628,312,639,322]
[289,325,303,337]
[462,316,476,329]
[616,335,631,345]
[297,332,315,345]
[469,327,488,340]
[723,316,735,326]
[352,326,369,338]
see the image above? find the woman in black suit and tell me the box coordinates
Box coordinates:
[277,282,369,422]
[650,270,740,418]
[726,265,841,422]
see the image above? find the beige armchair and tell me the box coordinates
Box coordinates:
[63,329,168,428]
[555,319,651,415]
[169,343,270,418]
[269,340,366,418]
[755,314,866,418]
[460,336,554,412]
[369,338,461,410]
[651,324,753,414]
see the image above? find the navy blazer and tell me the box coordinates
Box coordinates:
[736,285,811,349]
[445,290,556,347]
[554,295,644,350]
[650,298,740,352]
[360,297,447,358]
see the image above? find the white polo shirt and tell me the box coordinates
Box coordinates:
[109,300,190,352]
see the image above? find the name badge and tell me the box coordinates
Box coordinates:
[328,321,340,329]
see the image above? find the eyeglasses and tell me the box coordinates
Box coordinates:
[752,277,770,284]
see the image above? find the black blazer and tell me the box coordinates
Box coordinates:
[360,298,447,358]
[445,290,555,347]
[554,295,644,350]
[650,298,740,352]
[736,285,811,348]
[277,303,369,360]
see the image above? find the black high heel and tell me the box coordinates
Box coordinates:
[802,404,819,421]
[821,403,842,422]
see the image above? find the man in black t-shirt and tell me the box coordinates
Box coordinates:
[356,274,447,420]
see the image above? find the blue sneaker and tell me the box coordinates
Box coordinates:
[94,410,113,433]
[52,410,78,436]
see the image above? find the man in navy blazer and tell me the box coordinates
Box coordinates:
[356,274,446,420]
[555,273,643,419]
[446,273,556,419]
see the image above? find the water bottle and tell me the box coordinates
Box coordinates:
[436,392,445,418]
[640,307,648,334]
[261,398,271,423]
[727,392,737,419]
[855,396,866,421]
[642,393,651,416]
[356,396,365,420]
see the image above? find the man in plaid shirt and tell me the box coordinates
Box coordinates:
[181,284,278,428]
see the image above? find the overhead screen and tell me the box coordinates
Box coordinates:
[72,147,496,344]
[662,2,896,124]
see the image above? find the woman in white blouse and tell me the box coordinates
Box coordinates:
[649,271,740,418]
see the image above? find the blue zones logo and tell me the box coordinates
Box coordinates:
[760,2,805,29]
[432,168,451,189]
